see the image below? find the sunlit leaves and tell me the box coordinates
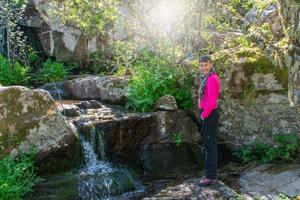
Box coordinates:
[51,0,118,36]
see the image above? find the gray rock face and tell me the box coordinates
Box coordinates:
[238,164,300,198]
[22,0,105,62]
[244,7,258,27]
[155,94,178,111]
[218,94,300,149]
[65,76,128,104]
[251,73,283,91]
[259,4,277,23]
[0,86,83,173]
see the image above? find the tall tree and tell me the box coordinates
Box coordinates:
[0,0,28,64]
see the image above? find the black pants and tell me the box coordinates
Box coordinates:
[199,109,219,179]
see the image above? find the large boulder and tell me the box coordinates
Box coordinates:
[22,0,105,62]
[64,76,128,104]
[218,93,300,149]
[0,86,83,174]
[66,101,202,175]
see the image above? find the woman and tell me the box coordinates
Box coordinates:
[198,55,220,186]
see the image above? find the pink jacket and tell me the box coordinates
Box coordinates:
[198,73,220,119]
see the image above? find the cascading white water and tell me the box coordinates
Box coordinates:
[79,136,114,200]
[76,124,143,200]
[80,136,112,173]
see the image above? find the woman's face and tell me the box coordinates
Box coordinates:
[199,61,213,75]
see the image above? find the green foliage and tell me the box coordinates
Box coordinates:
[85,41,138,75]
[172,132,182,147]
[0,54,29,86]
[234,134,300,164]
[204,15,232,32]
[34,59,69,83]
[234,35,251,48]
[51,0,118,36]
[125,50,194,112]
[0,151,41,200]
[226,0,254,16]
[253,0,277,11]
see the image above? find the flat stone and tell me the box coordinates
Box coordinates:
[238,164,300,198]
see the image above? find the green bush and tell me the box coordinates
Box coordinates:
[234,134,300,163]
[0,55,29,86]
[125,50,194,112]
[0,151,41,200]
[35,59,69,83]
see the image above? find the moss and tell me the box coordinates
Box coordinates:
[0,87,55,158]
[213,47,288,100]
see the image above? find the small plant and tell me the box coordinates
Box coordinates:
[34,59,69,83]
[0,54,29,86]
[172,132,182,147]
[0,150,41,200]
[234,134,300,163]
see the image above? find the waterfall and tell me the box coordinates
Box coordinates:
[79,136,114,200]
[76,124,144,200]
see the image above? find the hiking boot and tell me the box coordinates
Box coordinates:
[198,177,217,187]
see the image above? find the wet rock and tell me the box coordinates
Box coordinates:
[155,94,178,111]
[238,164,300,199]
[61,105,81,117]
[77,101,92,109]
[65,98,201,175]
[89,100,103,109]
[0,86,83,174]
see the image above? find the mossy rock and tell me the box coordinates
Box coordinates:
[212,47,288,100]
[0,86,83,174]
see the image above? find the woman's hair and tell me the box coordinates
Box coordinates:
[199,55,211,62]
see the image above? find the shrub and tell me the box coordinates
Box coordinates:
[125,50,194,112]
[234,134,300,163]
[35,59,69,83]
[0,151,41,200]
[0,55,29,86]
